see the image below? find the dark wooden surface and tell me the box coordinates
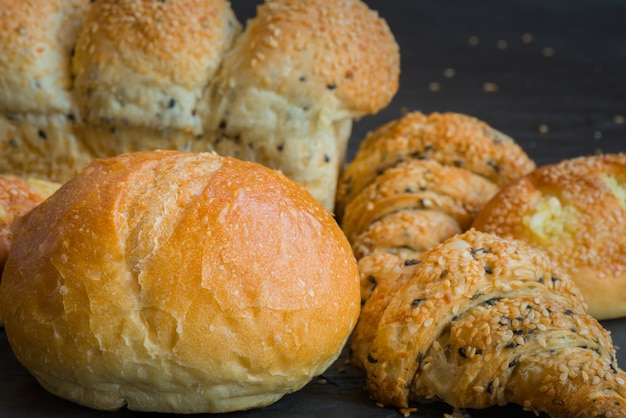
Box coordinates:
[2,1,626,417]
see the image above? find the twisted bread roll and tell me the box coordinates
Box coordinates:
[204,0,399,210]
[335,112,536,220]
[351,229,626,417]
[473,154,626,320]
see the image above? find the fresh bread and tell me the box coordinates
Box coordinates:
[0,150,361,413]
[335,111,536,220]
[351,229,626,417]
[0,174,59,272]
[72,0,241,157]
[0,0,399,211]
[473,153,626,320]
[0,0,93,182]
[203,0,400,210]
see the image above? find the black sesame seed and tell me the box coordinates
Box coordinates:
[458,347,467,358]
[486,380,493,394]
[367,353,377,364]
[484,265,493,274]
[299,76,307,82]
[404,259,420,266]
[324,154,330,163]
[564,309,573,316]
[277,143,284,152]
[67,113,76,122]
[513,329,524,335]
[538,276,545,283]
[219,120,227,130]
[417,352,424,363]
[411,298,423,308]
[191,109,197,116]
[487,160,500,174]
[508,359,517,368]
[551,276,559,283]
[168,98,176,108]
[326,83,336,90]
[506,342,517,349]
[404,187,413,193]
[611,364,618,374]
[38,130,47,140]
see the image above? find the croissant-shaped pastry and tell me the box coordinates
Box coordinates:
[351,229,626,417]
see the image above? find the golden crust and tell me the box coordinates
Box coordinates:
[351,229,626,417]
[0,175,59,273]
[0,150,360,413]
[218,0,399,115]
[341,158,499,243]
[335,112,535,219]
[473,153,626,320]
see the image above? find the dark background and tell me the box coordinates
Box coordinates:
[1,1,625,417]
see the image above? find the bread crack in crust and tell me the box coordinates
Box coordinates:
[351,229,626,418]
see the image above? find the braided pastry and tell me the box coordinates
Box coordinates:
[351,229,626,417]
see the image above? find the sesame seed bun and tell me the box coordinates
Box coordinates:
[0,150,361,413]
[473,153,626,320]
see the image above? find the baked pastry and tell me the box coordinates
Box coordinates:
[473,153,626,320]
[351,229,626,417]
[341,158,499,249]
[0,174,59,272]
[72,0,241,157]
[0,0,93,182]
[204,0,400,210]
[0,150,361,413]
[0,0,399,211]
[335,111,536,220]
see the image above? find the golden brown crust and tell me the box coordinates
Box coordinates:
[351,229,626,417]
[473,153,626,320]
[0,150,360,413]
[335,112,536,219]
[0,175,59,273]
[341,158,499,244]
[351,209,462,261]
[218,0,399,115]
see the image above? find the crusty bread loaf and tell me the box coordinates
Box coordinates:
[0,0,399,211]
[473,153,626,320]
[0,150,361,413]
[203,0,400,210]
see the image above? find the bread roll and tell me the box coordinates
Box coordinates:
[72,0,241,157]
[204,0,400,210]
[351,229,626,417]
[335,112,536,220]
[473,153,626,320]
[0,0,93,182]
[0,150,361,413]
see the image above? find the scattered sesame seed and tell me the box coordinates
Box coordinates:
[538,123,549,134]
[614,115,625,124]
[482,82,499,93]
[468,35,480,46]
[497,40,508,50]
[542,47,554,57]
[443,68,456,78]
[429,82,441,92]
[521,33,533,44]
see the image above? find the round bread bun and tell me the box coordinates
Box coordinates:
[0,150,361,413]
[473,153,626,320]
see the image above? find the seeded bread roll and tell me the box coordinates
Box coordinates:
[0,0,92,182]
[473,154,626,320]
[351,229,626,417]
[72,0,241,156]
[335,112,536,220]
[0,150,361,413]
[204,0,400,210]
[341,158,499,253]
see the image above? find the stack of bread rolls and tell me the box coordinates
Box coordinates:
[0,150,361,413]
[0,0,400,211]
